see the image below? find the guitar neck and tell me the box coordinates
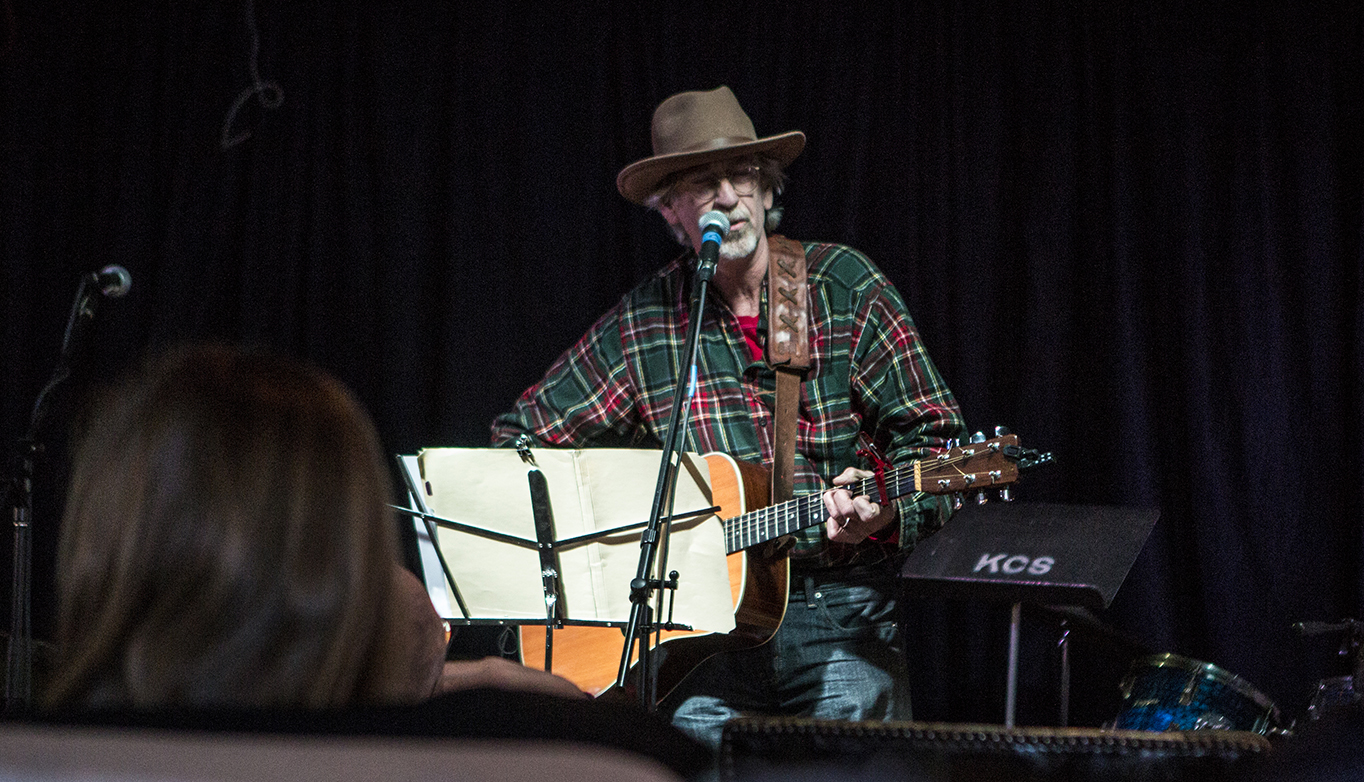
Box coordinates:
[722,463,916,554]
[719,435,1023,555]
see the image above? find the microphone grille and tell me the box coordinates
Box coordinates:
[100,265,133,298]
[698,210,730,237]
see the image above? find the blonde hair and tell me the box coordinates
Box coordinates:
[44,344,411,710]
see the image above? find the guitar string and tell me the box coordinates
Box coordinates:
[725,466,915,548]
[722,451,1003,549]
[725,464,921,546]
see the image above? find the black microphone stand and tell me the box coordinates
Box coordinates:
[615,251,718,709]
[5,273,106,711]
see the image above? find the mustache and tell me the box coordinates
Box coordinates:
[722,206,751,224]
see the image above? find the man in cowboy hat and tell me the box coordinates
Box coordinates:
[493,86,964,755]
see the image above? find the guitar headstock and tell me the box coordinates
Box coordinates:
[917,433,1030,495]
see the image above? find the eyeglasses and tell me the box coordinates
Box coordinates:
[675,164,762,205]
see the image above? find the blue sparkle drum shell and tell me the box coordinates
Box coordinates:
[1114,653,1281,734]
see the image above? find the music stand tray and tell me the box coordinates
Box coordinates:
[900,501,1158,612]
[900,501,1159,727]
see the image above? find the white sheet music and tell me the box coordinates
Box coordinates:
[416,448,735,632]
[399,454,454,618]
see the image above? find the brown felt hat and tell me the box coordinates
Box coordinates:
[616,86,806,205]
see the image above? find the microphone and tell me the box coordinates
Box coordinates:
[89,265,132,298]
[55,266,130,365]
[696,211,730,279]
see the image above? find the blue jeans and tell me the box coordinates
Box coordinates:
[660,565,912,759]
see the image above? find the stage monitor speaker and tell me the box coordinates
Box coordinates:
[721,717,1270,781]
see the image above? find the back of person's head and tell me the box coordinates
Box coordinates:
[44,343,415,711]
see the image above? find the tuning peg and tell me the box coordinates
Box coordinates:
[952,494,964,511]
[970,436,987,503]
[965,432,987,459]
[1000,485,1015,502]
[994,425,1011,437]
[939,438,958,464]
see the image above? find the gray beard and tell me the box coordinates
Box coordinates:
[719,220,760,260]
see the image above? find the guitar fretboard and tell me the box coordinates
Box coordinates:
[722,464,918,554]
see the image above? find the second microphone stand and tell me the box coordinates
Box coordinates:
[6,271,121,711]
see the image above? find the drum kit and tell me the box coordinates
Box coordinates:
[1112,618,1364,737]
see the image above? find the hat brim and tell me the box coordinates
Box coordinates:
[616,131,806,205]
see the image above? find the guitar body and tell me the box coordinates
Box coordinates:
[520,452,785,697]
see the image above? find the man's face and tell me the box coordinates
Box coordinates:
[659,159,774,263]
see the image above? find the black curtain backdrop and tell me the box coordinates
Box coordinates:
[2,2,1361,726]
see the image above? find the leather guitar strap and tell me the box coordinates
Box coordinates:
[765,235,811,505]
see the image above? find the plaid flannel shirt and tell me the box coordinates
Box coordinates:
[491,240,966,563]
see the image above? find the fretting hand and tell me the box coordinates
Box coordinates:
[823,466,896,544]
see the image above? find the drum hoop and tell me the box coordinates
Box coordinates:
[1134,652,1281,718]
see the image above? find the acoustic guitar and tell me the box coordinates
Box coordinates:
[521,434,1035,699]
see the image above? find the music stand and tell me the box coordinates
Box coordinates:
[900,501,1159,727]
[397,446,735,685]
